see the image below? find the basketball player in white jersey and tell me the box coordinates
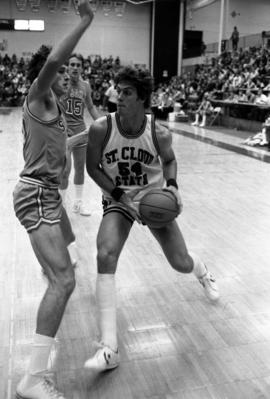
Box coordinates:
[13,2,94,398]
[60,53,100,216]
[84,66,220,372]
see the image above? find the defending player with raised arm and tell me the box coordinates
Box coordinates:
[59,53,100,216]
[13,2,94,398]
[84,66,220,373]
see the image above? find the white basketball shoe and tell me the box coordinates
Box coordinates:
[72,200,91,216]
[84,342,120,372]
[16,373,66,399]
[198,268,220,301]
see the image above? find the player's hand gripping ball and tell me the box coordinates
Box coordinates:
[139,188,180,228]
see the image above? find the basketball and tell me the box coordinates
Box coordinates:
[139,188,180,228]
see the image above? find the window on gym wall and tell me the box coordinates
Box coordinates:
[14,20,45,31]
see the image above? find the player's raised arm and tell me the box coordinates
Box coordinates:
[85,81,100,120]
[30,0,94,99]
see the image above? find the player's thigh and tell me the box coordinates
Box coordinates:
[72,145,86,171]
[29,222,72,277]
[96,212,133,262]
[150,221,189,264]
[60,206,75,246]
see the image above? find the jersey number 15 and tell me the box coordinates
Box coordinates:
[66,98,83,116]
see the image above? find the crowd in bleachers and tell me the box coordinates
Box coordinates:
[0,52,121,107]
[150,45,270,121]
[82,54,121,107]
[2,45,270,120]
[0,54,29,106]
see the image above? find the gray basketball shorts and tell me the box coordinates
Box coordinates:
[13,180,62,232]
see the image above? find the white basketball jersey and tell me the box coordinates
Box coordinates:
[101,112,165,202]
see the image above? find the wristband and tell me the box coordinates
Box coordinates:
[166,178,178,189]
[111,187,124,201]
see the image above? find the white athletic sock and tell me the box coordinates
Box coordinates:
[96,273,117,351]
[20,334,55,389]
[201,114,207,125]
[28,334,55,375]
[190,252,207,278]
[74,184,83,202]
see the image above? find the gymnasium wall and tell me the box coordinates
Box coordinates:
[0,0,151,66]
[185,0,270,46]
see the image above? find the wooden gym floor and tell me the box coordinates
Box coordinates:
[1,107,270,399]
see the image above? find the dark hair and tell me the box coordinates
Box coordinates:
[114,66,154,109]
[27,45,52,84]
[68,53,84,67]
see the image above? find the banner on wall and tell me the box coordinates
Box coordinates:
[48,0,58,12]
[114,1,126,17]
[59,0,71,13]
[187,0,218,11]
[101,1,113,16]
[73,0,79,13]
[29,0,41,12]
[89,1,99,13]
[15,0,27,11]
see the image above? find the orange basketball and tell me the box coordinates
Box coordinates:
[139,188,179,228]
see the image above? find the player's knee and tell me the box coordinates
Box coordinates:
[59,271,76,297]
[171,253,193,273]
[97,247,119,273]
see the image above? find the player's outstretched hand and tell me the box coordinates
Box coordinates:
[163,186,183,215]
[78,0,94,23]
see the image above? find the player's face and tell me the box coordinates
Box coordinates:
[52,66,70,96]
[68,57,82,80]
[116,82,143,115]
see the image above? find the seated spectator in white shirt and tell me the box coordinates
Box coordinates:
[237,89,248,102]
[191,92,214,127]
[254,88,269,105]
[103,79,118,112]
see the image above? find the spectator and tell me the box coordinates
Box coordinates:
[254,88,268,105]
[103,78,118,112]
[238,89,248,102]
[191,92,214,127]
[152,89,174,120]
[231,27,239,52]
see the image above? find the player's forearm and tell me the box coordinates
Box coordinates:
[37,11,93,93]
[162,159,177,182]
[49,17,92,68]
[86,164,116,195]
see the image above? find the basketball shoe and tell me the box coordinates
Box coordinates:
[198,268,220,301]
[84,342,120,372]
[16,373,66,399]
[72,200,91,216]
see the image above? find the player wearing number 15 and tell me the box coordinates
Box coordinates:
[60,53,100,215]
[84,66,220,372]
